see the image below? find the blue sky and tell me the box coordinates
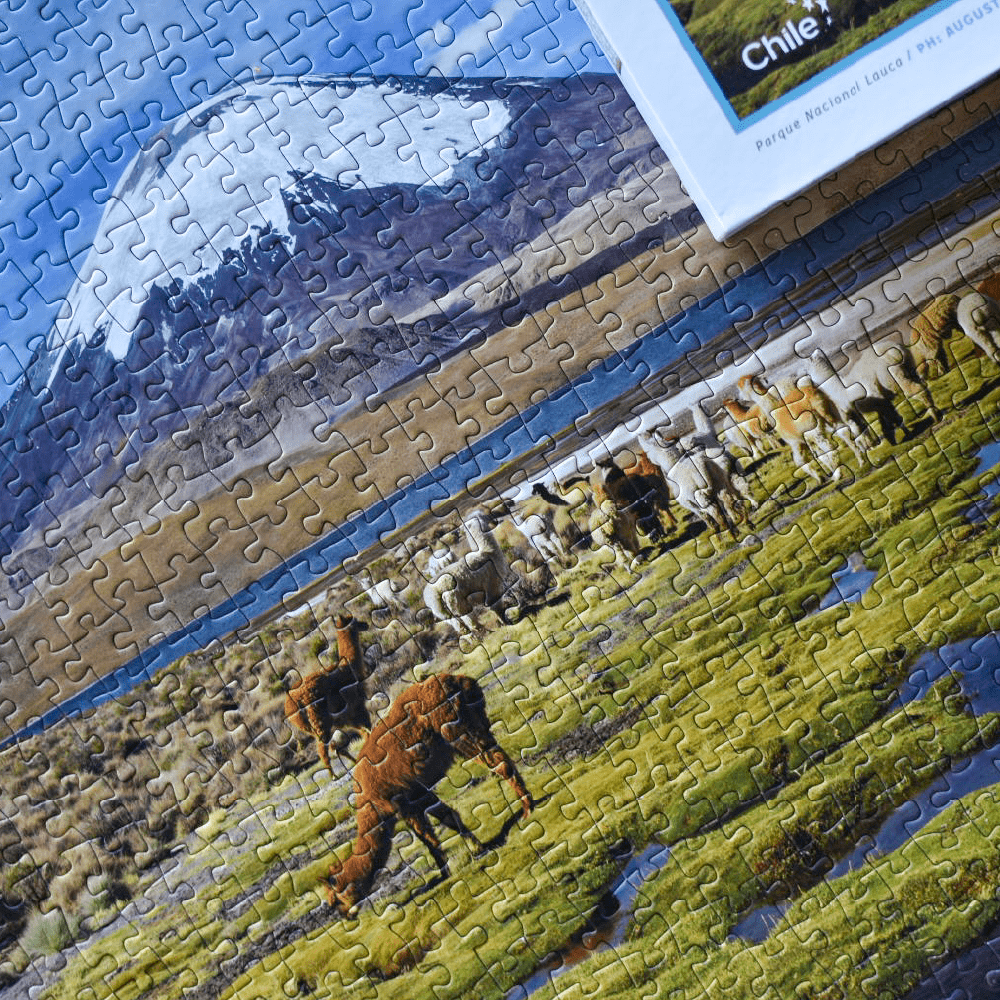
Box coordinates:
[0,0,609,396]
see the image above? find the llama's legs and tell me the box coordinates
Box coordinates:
[834,425,867,467]
[712,487,741,536]
[717,501,739,540]
[402,809,451,877]
[893,369,940,419]
[481,746,534,818]
[788,438,824,483]
[731,473,758,515]
[450,736,533,819]
[425,796,483,852]
[400,786,481,853]
[845,405,877,451]
[803,429,840,477]
[315,736,332,774]
[658,500,677,531]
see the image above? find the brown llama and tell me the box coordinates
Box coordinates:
[323,673,533,914]
[284,613,371,775]
[621,449,678,533]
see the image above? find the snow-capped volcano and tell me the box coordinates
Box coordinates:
[45,76,513,377]
[3,71,695,556]
[0,71,700,733]
[0,69,694,631]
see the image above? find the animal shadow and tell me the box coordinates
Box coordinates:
[517,591,570,619]
[409,871,450,901]
[745,453,779,477]
[903,413,937,441]
[659,519,706,552]
[406,796,549,903]
[480,794,549,853]
[957,374,1000,411]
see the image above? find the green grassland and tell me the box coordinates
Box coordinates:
[4,333,1000,1000]
[671,0,943,117]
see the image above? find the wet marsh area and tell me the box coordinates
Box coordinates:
[5,344,1000,1000]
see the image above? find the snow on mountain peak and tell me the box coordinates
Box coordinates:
[45,76,513,377]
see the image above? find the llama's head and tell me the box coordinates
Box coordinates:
[648,427,679,450]
[322,859,361,916]
[532,482,567,506]
[333,612,368,658]
[334,612,368,634]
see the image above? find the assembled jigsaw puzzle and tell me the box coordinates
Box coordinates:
[4,4,1000,1000]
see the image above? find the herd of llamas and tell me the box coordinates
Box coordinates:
[284,282,1000,916]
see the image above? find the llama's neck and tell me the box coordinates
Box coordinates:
[334,625,363,674]
[464,519,496,554]
[692,406,716,438]
[336,802,392,902]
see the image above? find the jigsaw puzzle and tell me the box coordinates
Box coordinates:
[3,4,1000,1000]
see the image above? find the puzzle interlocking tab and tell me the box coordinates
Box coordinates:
[2,5,1000,1000]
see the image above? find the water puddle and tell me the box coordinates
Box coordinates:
[506,843,670,999]
[815,551,876,613]
[963,439,1000,522]
[729,900,790,943]
[900,932,1000,999]
[972,439,1000,477]
[897,632,1000,715]
[965,478,1000,523]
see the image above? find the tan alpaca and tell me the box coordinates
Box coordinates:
[909,293,960,377]
[720,397,775,462]
[284,613,370,775]
[737,374,845,482]
[323,673,533,913]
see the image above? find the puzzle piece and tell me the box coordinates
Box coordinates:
[4,4,1000,1000]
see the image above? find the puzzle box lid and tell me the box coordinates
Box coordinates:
[574,0,999,238]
